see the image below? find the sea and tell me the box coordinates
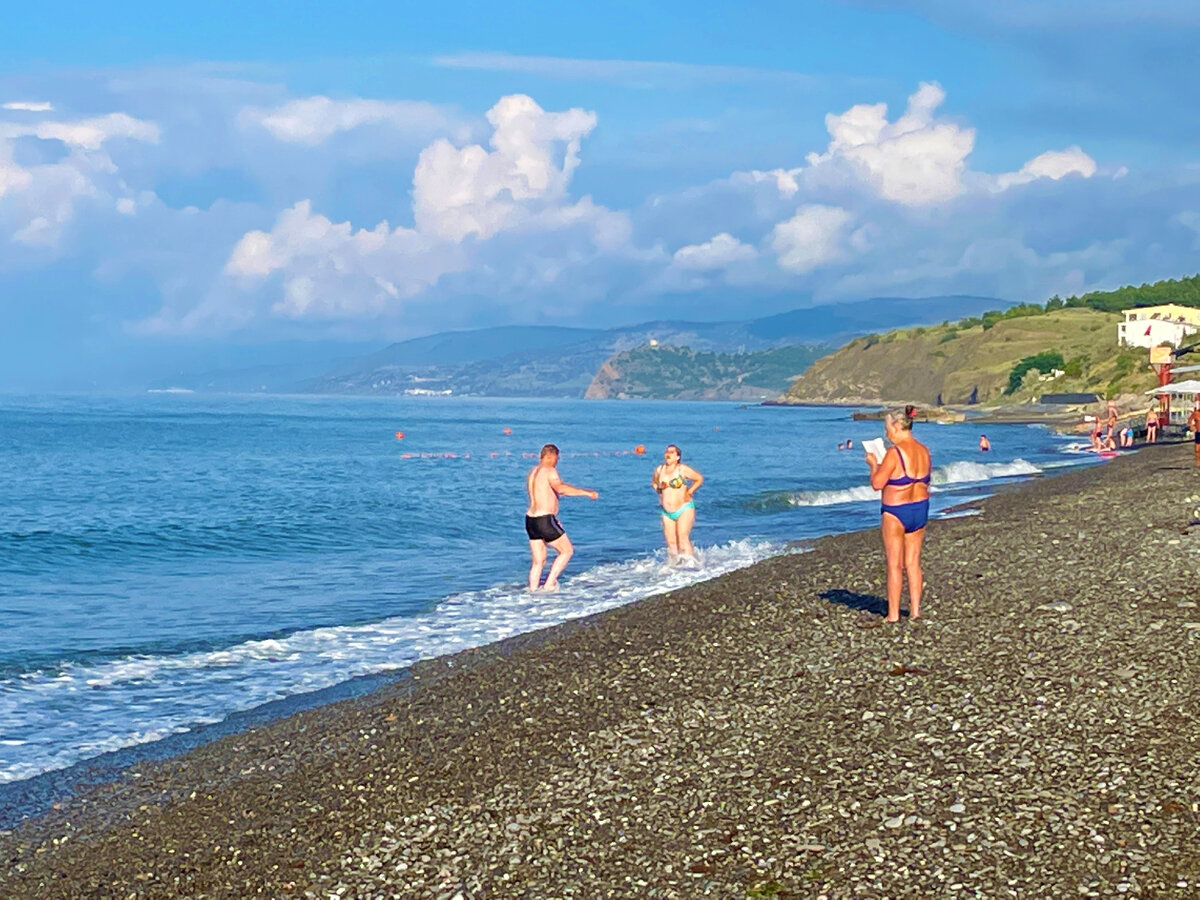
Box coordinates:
[0,393,1097,802]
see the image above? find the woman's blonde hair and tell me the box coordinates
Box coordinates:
[885,408,914,431]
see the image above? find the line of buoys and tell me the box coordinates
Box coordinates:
[395,448,644,460]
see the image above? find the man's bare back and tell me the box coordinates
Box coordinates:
[526,463,561,516]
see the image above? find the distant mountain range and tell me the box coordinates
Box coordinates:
[153,295,1009,398]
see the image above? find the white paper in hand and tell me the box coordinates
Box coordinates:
[863,437,887,464]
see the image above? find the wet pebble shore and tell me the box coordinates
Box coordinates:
[2,445,1199,898]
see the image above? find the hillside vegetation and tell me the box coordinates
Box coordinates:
[784,273,1200,406]
[784,307,1159,405]
[587,344,828,400]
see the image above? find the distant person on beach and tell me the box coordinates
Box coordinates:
[1088,416,1103,451]
[1189,403,1200,468]
[979,434,990,452]
[866,408,932,623]
[653,444,704,560]
[525,444,599,592]
[1121,426,1133,448]
[1145,408,1159,443]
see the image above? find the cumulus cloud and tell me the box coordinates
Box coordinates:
[0,108,160,245]
[988,145,1098,191]
[672,233,757,270]
[412,94,598,241]
[802,82,975,205]
[197,94,634,330]
[770,205,855,273]
[241,95,452,145]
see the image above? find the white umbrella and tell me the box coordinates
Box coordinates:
[1145,379,1200,394]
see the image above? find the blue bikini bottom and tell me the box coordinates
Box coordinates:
[660,500,695,521]
[880,499,929,533]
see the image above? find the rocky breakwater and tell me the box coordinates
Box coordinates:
[2,446,1199,897]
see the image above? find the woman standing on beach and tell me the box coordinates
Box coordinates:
[866,409,932,622]
[1145,408,1158,443]
[653,445,703,561]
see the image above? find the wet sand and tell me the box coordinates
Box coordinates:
[2,445,1199,898]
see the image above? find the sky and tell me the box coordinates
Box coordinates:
[3,0,1200,389]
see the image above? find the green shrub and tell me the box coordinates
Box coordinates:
[1005,351,1066,394]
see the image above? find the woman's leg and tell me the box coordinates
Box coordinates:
[880,513,906,622]
[903,527,926,619]
[661,514,680,558]
[675,505,697,557]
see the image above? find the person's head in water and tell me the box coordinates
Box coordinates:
[540,443,559,462]
[664,444,681,463]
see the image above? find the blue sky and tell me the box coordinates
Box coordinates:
[2,0,1200,388]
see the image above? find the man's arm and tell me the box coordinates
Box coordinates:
[549,469,599,500]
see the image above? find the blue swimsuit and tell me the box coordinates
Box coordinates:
[880,447,930,533]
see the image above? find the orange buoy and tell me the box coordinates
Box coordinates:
[503,427,512,435]
[394,431,405,440]
[634,444,646,455]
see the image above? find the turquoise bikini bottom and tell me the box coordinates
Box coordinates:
[660,500,695,521]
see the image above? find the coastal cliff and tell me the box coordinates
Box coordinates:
[585,344,826,400]
[782,307,1155,405]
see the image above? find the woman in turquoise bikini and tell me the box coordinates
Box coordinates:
[653,445,704,560]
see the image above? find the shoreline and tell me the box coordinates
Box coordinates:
[3,445,1199,896]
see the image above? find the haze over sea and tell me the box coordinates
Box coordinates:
[0,394,1092,786]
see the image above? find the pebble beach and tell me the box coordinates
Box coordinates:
[2,443,1199,898]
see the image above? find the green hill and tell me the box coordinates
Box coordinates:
[586,344,828,400]
[783,274,1200,406]
[783,307,1159,405]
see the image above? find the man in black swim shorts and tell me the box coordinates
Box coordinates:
[525,444,599,592]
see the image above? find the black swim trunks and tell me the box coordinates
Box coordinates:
[525,514,565,542]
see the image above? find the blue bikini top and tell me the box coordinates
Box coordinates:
[885,446,931,487]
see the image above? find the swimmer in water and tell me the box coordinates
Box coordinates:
[652,444,704,560]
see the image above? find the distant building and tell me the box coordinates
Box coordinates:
[1117,304,1200,349]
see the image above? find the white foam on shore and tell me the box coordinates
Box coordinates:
[0,538,786,784]
[785,458,1043,507]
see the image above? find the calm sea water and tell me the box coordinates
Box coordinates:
[0,394,1093,785]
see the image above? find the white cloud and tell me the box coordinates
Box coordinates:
[204,94,635,329]
[241,95,452,145]
[802,82,975,205]
[672,233,757,270]
[412,94,597,241]
[0,109,159,245]
[33,113,159,149]
[770,205,854,273]
[3,101,54,112]
[988,145,1098,191]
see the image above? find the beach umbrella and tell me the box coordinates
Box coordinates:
[1144,379,1200,394]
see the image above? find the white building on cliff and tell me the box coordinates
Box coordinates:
[1117,304,1200,349]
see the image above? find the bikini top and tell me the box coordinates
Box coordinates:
[658,468,686,490]
[885,447,931,487]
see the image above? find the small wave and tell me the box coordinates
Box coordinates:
[0,539,786,784]
[772,458,1044,508]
